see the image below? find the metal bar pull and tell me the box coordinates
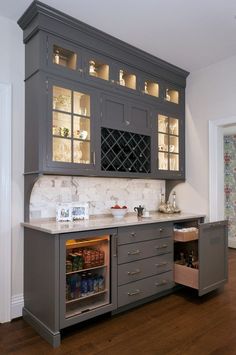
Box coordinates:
[128,289,142,296]
[155,244,168,250]
[128,249,141,255]
[155,280,168,287]
[155,262,168,267]
[130,232,136,237]
[113,233,118,257]
[127,269,141,275]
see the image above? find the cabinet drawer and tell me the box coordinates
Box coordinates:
[118,254,173,286]
[174,264,198,289]
[118,223,173,245]
[118,271,173,307]
[118,237,173,264]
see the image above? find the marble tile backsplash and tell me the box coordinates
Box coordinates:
[30,176,165,220]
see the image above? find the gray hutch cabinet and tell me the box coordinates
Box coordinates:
[18,1,188,189]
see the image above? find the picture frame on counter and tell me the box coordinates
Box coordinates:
[56,203,73,222]
[71,202,89,220]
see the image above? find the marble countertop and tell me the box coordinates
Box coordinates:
[22,212,205,234]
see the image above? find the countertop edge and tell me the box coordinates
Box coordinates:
[22,213,205,234]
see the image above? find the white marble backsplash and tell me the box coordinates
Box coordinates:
[30,176,165,220]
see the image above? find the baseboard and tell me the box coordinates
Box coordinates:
[11,294,24,319]
[229,238,236,249]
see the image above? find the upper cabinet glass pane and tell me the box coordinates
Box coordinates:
[158,115,168,133]
[74,92,90,116]
[53,45,77,70]
[89,60,109,81]
[119,70,136,90]
[73,92,90,116]
[53,112,71,137]
[165,89,179,104]
[169,118,179,135]
[53,86,72,112]
[143,80,159,97]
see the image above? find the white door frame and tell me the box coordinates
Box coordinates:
[209,116,236,248]
[0,83,11,322]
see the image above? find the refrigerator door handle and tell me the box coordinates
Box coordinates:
[113,233,118,257]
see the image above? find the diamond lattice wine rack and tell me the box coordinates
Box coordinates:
[101,127,151,173]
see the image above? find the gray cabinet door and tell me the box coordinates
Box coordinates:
[101,93,152,135]
[199,221,228,296]
[45,76,100,175]
[152,109,185,180]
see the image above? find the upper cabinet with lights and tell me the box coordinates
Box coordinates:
[18,1,188,181]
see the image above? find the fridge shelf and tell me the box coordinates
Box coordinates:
[66,264,107,275]
[66,289,108,304]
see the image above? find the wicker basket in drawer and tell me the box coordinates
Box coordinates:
[174,229,198,242]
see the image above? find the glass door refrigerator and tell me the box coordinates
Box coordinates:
[59,228,117,328]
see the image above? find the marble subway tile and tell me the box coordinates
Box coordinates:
[30,175,165,219]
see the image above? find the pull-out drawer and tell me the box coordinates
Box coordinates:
[118,271,173,307]
[118,253,173,286]
[118,223,173,245]
[118,237,173,264]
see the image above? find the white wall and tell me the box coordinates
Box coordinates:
[176,55,236,218]
[0,15,24,304]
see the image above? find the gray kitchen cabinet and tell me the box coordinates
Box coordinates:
[174,220,228,296]
[152,110,185,179]
[18,1,189,188]
[25,73,100,176]
[23,227,117,347]
[116,223,174,310]
[22,216,228,347]
[100,92,152,135]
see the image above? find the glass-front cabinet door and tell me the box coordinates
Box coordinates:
[156,113,184,178]
[47,79,97,173]
[60,229,117,328]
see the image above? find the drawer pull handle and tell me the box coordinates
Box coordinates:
[159,228,164,232]
[130,232,136,237]
[127,269,141,275]
[155,244,168,249]
[155,280,168,287]
[155,262,168,267]
[128,289,142,296]
[128,250,141,255]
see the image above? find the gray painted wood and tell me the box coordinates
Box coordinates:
[117,271,173,308]
[118,237,173,264]
[118,253,173,286]
[118,223,173,245]
[199,221,228,296]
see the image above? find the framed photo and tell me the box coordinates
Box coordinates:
[56,203,73,222]
[71,203,89,220]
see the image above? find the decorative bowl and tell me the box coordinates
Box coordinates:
[110,207,127,218]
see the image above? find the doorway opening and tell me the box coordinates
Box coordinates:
[209,117,236,248]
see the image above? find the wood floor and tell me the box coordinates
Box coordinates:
[1,249,236,355]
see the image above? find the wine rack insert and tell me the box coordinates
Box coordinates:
[101,127,151,173]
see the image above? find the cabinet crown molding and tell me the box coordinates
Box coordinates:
[18,0,189,87]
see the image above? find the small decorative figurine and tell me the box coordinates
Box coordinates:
[119,70,125,86]
[54,49,60,65]
[89,60,97,77]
